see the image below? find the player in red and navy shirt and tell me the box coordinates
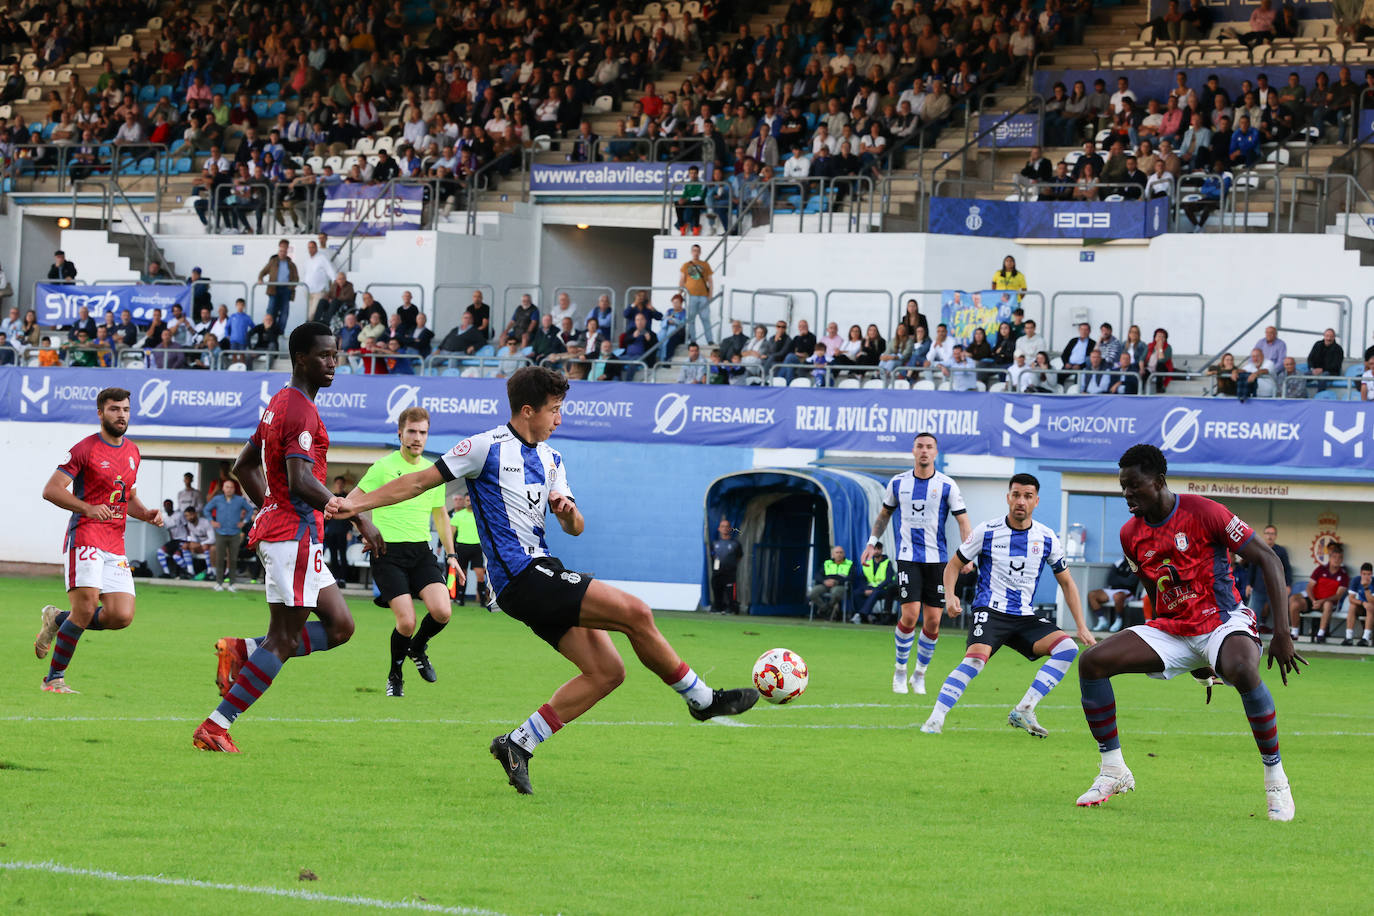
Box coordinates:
[34,387,164,693]
[1296,543,1350,644]
[192,322,381,754]
[1074,444,1306,821]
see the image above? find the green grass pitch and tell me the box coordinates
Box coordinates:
[0,576,1368,914]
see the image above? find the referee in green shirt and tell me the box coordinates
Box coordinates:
[448,493,488,607]
[350,406,461,697]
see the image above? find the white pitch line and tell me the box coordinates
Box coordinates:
[0,861,506,915]
[0,713,1368,738]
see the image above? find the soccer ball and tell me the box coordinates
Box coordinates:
[753,648,809,704]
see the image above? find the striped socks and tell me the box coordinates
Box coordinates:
[1081,677,1124,765]
[915,632,938,671]
[1240,683,1285,781]
[509,703,564,754]
[666,661,713,709]
[928,655,985,724]
[295,621,330,657]
[894,623,916,667]
[45,619,85,683]
[209,647,284,728]
[1018,638,1078,711]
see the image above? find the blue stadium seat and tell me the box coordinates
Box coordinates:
[269,100,286,116]
[264,82,281,95]
[475,344,496,357]
[137,157,157,175]
[168,138,185,154]
[441,368,464,377]
[210,83,225,96]
[226,82,241,97]
[173,156,192,173]
[252,101,270,117]
[138,85,156,102]
[1313,389,1345,400]
[157,85,173,99]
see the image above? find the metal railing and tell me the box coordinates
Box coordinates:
[1048,291,1125,350]
[923,94,1046,229]
[433,283,497,342]
[1128,292,1206,355]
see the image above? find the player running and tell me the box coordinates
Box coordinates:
[862,433,971,695]
[327,366,758,794]
[1075,444,1306,820]
[192,322,382,752]
[920,474,1093,736]
[34,387,165,692]
[349,406,459,697]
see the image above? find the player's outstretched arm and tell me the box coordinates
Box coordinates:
[862,505,893,565]
[232,439,267,507]
[1053,568,1096,646]
[549,492,583,535]
[941,553,964,619]
[42,470,113,520]
[327,465,444,518]
[1241,537,1308,684]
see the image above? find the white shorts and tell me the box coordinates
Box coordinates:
[1100,588,1133,601]
[258,539,329,608]
[66,546,136,595]
[1129,611,1261,680]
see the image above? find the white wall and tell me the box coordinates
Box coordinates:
[3,421,92,565]
[652,232,1374,357]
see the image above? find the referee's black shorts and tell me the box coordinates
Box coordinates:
[371,541,447,605]
[451,542,485,572]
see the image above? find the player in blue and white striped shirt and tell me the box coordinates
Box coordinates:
[920,473,1095,737]
[862,433,971,696]
[328,367,758,794]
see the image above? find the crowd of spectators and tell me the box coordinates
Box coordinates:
[1018,66,1374,224]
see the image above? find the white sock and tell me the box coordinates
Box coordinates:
[208,710,231,729]
[668,665,714,709]
[1317,628,1326,637]
[1347,629,1356,640]
[1264,760,1288,785]
[1289,627,1300,638]
[244,637,259,655]
[1364,629,1373,640]
[1100,747,1126,769]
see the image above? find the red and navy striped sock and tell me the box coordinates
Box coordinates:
[1240,683,1281,767]
[1080,677,1121,753]
[56,607,104,630]
[46,619,85,682]
[294,621,330,657]
[209,647,285,727]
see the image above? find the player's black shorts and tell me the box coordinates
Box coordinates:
[967,607,1061,660]
[451,543,484,571]
[896,560,945,606]
[497,556,593,649]
[371,541,447,604]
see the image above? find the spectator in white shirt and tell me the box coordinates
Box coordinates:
[900,79,928,120]
[1145,159,1174,199]
[548,291,578,326]
[1360,354,1374,401]
[1014,318,1046,361]
[783,144,811,179]
[1109,76,1137,115]
[403,109,430,148]
[302,240,335,320]
[1236,347,1275,401]
[811,125,839,155]
[928,323,956,366]
[114,110,145,144]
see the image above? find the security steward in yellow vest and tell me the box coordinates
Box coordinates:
[856,542,896,625]
[808,545,855,621]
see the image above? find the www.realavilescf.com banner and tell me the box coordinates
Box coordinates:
[530,161,708,194]
[3,367,1370,472]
